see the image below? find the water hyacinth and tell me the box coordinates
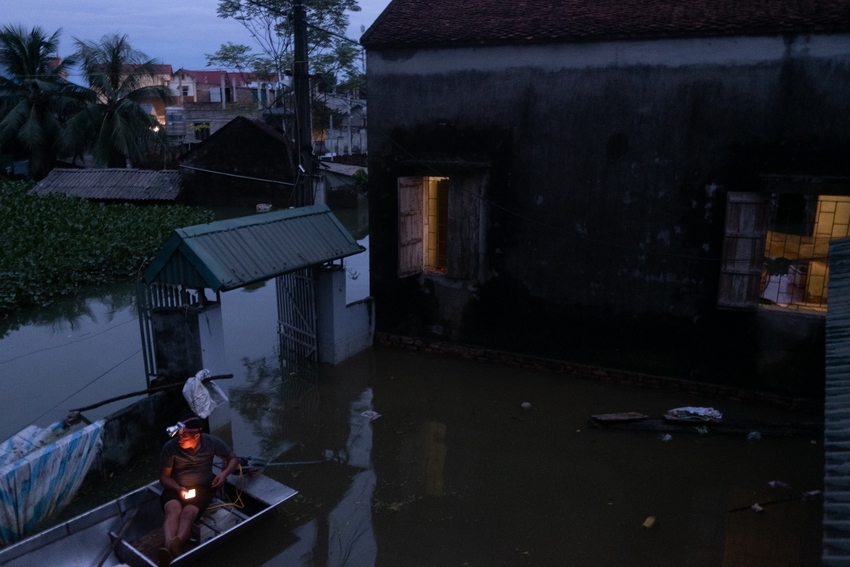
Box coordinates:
[0,180,213,315]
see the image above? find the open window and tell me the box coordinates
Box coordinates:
[398,175,482,280]
[718,191,850,311]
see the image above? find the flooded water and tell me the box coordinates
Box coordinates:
[0,207,824,566]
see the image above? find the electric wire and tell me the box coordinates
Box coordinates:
[207,464,246,511]
[0,317,137,366]
[27,347,142,428]
[178,164,295,186]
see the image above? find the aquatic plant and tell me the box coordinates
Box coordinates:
[0,180,213,316]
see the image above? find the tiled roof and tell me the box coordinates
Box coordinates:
[31,169,181,201]
[361,0,850,48]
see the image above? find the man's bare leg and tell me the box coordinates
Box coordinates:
[171,504,200,556]
[163,500,183,544]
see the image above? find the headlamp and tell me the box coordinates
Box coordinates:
[166,422,186,437]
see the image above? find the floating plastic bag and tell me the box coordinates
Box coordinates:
[666,407,723,421]
[183,369,229,418]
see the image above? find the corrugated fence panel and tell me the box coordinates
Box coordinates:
[824,238,850,566]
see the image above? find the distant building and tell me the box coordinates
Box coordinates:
[168,69,288,146]
[179,116,296,210]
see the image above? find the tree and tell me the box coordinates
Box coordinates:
[66,34,172,168]
[217,0,361,76]
[0,25,83,179]
[213,0,365,154]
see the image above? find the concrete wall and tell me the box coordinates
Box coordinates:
[316,265,375,364]
[100,390,188,470]
[366,34,850,396]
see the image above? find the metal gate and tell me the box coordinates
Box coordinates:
[276,268,318,380]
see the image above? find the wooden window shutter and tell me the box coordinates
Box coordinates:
[398,177,424,277]
[447,175,482,280]
[717,192,770,309]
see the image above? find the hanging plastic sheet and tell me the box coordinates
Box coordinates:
[183,369,229,419]
[0,420,104,545]
[0,421,68,469]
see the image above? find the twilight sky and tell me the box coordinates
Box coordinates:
[4,0,391,80]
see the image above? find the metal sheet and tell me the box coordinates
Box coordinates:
[143,204,365,292]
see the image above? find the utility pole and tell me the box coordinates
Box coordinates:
[347,92,353,155]
[293,0,314,206]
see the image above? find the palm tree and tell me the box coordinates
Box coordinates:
[0,25,83,179]
[67,34,172,168]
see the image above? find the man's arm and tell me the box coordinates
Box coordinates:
[159,466,183,493]
[211,452,239,488]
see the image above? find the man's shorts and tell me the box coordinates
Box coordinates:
[160,485,216,517]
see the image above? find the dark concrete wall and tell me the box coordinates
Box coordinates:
[100,390,190,470]
[366,39,850,397]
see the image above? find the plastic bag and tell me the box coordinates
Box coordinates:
[182,369,229,418]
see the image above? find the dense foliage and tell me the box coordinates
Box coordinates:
[67,34,171,168]
[0,180,213,315]
[0,26,86,179]
[0,26,171,178]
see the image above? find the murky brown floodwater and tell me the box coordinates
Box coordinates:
[198,347,821,567]
[0,202,822,566]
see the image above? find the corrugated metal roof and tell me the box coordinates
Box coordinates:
[143,204,365,292]
[824,237,850,566]
[30,169,181,201]
[320,162,367,177]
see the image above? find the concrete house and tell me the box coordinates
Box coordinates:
[361,0,850,397]
[179,116,296,210]
[167,69,286,144]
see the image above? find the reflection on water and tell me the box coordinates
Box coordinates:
[0,281,136,341]
[0,281,144,440]
[326,389,377,567]
[230,355,320,460]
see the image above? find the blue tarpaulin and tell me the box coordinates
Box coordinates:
[0,421,104,545]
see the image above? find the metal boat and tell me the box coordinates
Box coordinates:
[0,472,296,566]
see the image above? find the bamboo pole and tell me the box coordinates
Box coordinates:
[68,374,233,413]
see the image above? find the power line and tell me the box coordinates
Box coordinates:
[27,348,142,428]
[179,164,295,186]
[0,318,137,366]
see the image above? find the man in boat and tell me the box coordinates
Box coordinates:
[158,416,238,566]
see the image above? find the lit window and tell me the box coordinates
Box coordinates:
[761,195,850,309]
[397,175,482,280]
[718,191,850,312]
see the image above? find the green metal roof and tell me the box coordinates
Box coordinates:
[143,204,365,292]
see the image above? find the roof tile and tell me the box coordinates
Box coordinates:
[361,0,850,48]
